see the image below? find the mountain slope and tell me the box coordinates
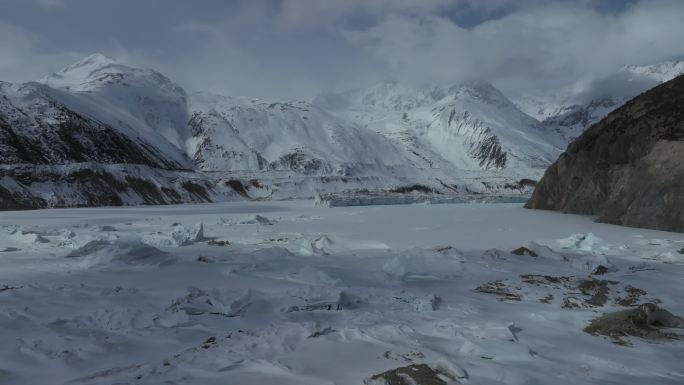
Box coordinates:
[0,56,228,209]
[0,81,182,169]
[525,74,684,232]
[188,93,414,176]
[316,80,564,179]
[39,53,191,166]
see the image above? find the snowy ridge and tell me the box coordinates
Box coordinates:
[316,80,564,178]
[624,60,684,82]
[0,81,184,169]
[188,92,414,176]
[515,60,684,143]
[39,53,191,161]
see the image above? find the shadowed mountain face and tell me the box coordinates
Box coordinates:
[526,74,684,232]
[0,82,182,169]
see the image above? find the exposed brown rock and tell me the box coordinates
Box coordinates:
[475,280,522,301]
[366,364,453,385]
[511,246,538,257]
[591,265,610,275]
[526,74,684,233]
[584,303,684,344]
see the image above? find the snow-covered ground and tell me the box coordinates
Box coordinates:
[1,201,684,385]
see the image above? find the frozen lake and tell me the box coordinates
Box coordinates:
[1,201,683,384]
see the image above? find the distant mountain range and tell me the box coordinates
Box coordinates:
[0,54,682,209]
[514,60,684,142]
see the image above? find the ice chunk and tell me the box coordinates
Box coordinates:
[168,287,229,316]
[433,358,468,380]
[532,237,612,271]
[650,251,684,264]
[289,265,339,286]
[67,236,173,267]
[311,236,334,254]
[142,222,204,247]
[567,253,612,271]
[383,246,464,279]
[10,231,49,244]
[171,222,204,246]
[557,233,604,252]
[237,215,274,225]
[296,235,335,256]
[481,248,509,261]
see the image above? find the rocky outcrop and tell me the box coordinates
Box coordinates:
[0,83,183,169]
[526,74,684,232]
[0,163,230,210]
[584,303,684,344]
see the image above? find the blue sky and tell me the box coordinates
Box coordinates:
[0,0,681,99]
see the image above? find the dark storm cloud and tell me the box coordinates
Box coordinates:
[0,0,681,99]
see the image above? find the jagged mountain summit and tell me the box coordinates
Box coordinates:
[526,73,684,232]
[315,80,564,178]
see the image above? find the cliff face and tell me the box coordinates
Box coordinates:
[525,74,684,233]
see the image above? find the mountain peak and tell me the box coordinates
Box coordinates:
[38,53,128,91]
[68,53,118,69]
[622,60,684,83]
[37,53,186,100]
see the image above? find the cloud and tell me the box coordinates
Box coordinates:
[0,0,682,100]
[340,0,684,96]
[0,21,82,83]
[162,0,684,98]
[33,0,65,7]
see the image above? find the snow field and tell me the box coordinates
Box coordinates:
[1,201,684,384]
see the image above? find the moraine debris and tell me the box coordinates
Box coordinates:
[365,363,455,385]
[207,239,230,246]
[475,280,522,301]
[511,246,538,257]
[615,286,648,307]
[585,303,684,344]
[577,279,618,307]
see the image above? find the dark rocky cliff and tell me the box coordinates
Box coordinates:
[525,74,684,232]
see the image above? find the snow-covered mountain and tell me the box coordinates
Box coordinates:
[0,55,226,209]
[515,60,684,142]
[7,53,653,210]
[39,53,191,166]
[188,93,414,176]
[0,81,181,169]
[624,60,684,82]
[315,80,564,178]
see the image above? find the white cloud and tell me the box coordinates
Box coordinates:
[339,0,684,95]
[0,0,682,99]
[0,22,82,83]
[33,0,65,7]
